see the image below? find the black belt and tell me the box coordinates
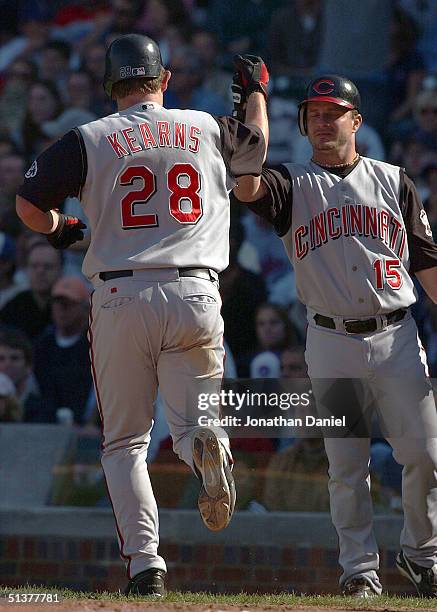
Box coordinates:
[99,267,219,283]
[314,308,406,334]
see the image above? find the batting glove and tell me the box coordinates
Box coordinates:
[233,54,269,100]
[47,213,87,250]
[231,70,247,121]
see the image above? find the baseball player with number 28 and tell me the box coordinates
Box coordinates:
[16,35,268,596]
[233,65,437,597]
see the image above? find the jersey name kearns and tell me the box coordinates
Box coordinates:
[295,204,406,261]
[106,120,201,158]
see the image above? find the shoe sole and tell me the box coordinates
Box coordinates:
[192,428,235,531]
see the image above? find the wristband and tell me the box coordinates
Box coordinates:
[48,210,60,234]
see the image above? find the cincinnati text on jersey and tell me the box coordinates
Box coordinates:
[294,204,406,260]
[106,120,201,158]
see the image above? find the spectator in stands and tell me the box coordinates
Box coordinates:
[241,212,297,306]
[52,0,110,45]
[205,0,279,61]
[39,40,72,94]
[164,45,228,115]
[267,0,322,77]
[192,29,232,105]
[81,43,114,116]
[385,7,426,138]
[249,304,301,379]
[390,89,437,170]
[413,90,437,153]
[0,152,26,237]
[0,243,62,341]
[109,0,146,35]
[33,276,93,425]
[0,233,26,309]
[0,372,22,423]
[254,303,301,356]
[0,328,43,422]
[0,58,35,135]
[0,13,51,74]
[137,0,190,65]
[399,0,437,72]
[66,70,97,114]
[280,346,307,379]
[220,219,267,376]
[82,42,106,81]
[14,80,63,161]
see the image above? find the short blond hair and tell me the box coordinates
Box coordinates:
[111,69,166,99]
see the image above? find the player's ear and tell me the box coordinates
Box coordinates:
[352,112,362,133]
[161,70,171,93]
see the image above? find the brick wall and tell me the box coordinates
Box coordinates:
[0,535,416,595]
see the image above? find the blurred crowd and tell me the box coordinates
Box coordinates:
[1,0,437,512]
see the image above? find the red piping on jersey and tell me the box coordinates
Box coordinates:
[88,292,132,579]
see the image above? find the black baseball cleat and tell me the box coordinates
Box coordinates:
[124,568,166,596]
[342,576,379,598]
[396,550,437,597]
[192,427,236,531]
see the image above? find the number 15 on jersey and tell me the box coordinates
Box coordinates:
[373,257,403,290]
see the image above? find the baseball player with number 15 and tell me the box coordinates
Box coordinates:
[233,67,437,598]
[16,35,268,596]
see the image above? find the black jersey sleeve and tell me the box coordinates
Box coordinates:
[214,116,265,178]
[17,128,87,212]
[231,164,293,236]
[400,170,437,274]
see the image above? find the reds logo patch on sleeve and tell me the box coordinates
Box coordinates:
[420,209,433,238]
[25,160,37,178]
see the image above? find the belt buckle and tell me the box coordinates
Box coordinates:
[343,318,360,334]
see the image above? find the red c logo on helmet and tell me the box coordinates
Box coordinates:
[312,79,335,95]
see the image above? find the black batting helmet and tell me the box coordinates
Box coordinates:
[103,33,163,98]
[298,75,361,135]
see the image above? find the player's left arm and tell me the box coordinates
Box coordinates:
[230,54,269,202]
[401,171,437,303]
[16,129,87,248]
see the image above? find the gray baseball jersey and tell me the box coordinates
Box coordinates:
[237,155,437,588]
[247,156,437,317]
[78,103,234,279]
[19,102,264,280]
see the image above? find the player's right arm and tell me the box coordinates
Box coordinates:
[16,130,87,247]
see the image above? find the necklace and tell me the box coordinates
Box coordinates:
[311,153,360,168]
